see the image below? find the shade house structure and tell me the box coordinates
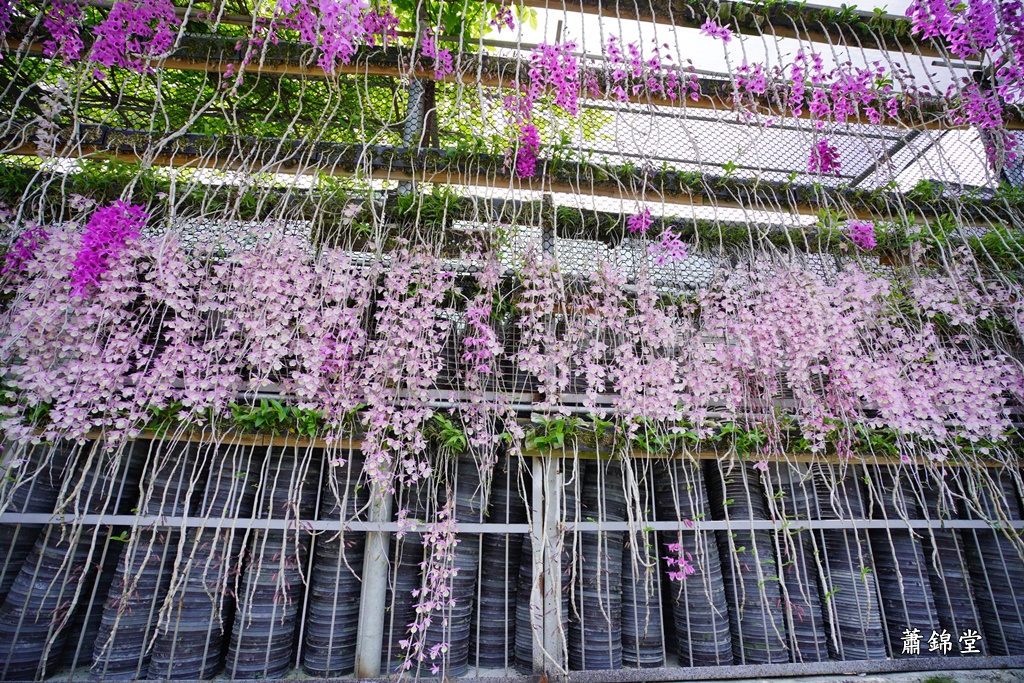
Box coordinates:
[1,0,1024,680]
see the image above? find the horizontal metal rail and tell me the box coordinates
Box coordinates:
[1,514,1020,533]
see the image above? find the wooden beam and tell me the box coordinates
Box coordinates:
[0,137,883,220]
[68,430,1015,468]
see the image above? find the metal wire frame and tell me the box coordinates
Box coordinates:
[1,438,1022,681]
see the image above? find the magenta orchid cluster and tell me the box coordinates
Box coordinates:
[0,0,12,40]
[490,6,515,31]
[70,200,146,296]
[2,226,49,277]
[648,229,689,265]
[420,28,454,78]
[255,0,399,76]
[908,0,1024,102]
[808,138,842,175]
[605,36,697,102]
[699,17,733,42]
[730,52,903,173]
[501,35,698,176]
[626,208,653,234]
[511,123,540,178]
[89,0,180,76]
[847,220,877,250]
[906,0,1024,168]
[731,52,900,127]
[42,0,85,61]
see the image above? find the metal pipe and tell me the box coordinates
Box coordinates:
[1,513,1020,532]
[354,480,394,678]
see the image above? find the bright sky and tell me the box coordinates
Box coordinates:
[497,0,995,191]
[506,0,972,95]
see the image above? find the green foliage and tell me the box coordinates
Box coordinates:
[146,402,185,438]
[230,399,324,436]
[392,185,462,229]
[717,422,766,455]
[528,415,583,451]
[910,212,957,254]
[428,413,468,453]
[968,223,1024,270]
[873,220,911,255]
[908,178,940,203]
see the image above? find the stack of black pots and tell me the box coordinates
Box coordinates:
[862,465,939,658]
[382,477,430,674]
[415,452,488,677]
[0,442,75,605]
[148,442,261,678]
[811,463,887,660]
[707,460,789,664]
[302,451,367,677]
[963,470,1024,655]
[91,441,201,679]
[762,462,829,663]
[620,460,664,669]
[0,439,141,681]
[919,470,983,643]
[655,458,733,666]
[471,453,528,670]
[60,537,121,672]
[568,460,625,671]
[224,447,316,679]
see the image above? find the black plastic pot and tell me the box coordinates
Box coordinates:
[471,453,528,670]
[223,446,316,679]
[92,441,202,680]
[654,459,733,668]
[382,530,425,675]
[963,472,1024,655]
[862,466,940,658]
[0,442,76,606]
[0,439,142,681]
[568,461,625,671]
[301,451,367,678]
[765,463,829,663]
[919,471,983,641]
[706,460,788,665]
[60,539,122,672]
[148,441,261,679]
[811,464,887,661]
[90,529,181,680]
[415,452,487,677]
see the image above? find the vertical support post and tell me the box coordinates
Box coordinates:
[530,202,564,677]
[404,78,426,149]
[354,482,394,678]
[533,457,565,676]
